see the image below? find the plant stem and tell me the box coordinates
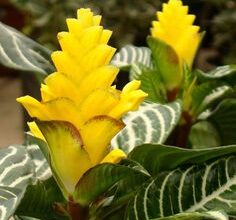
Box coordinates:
[175,111,193,148]
[68,198,89,220]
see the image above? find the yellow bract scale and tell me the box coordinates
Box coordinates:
[28,121,46,142]
[101,149,126,164]
[17,8,147,196]
[79,116,125,165]
[151,0,202,67]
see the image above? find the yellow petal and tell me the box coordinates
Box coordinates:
[17,96,83,128]
[80,45,116,72]
[79,89,119,122]
[51,51,85,82]
[43,72,81,102]
[77,8,93,28]
[101,149,126,164]
[17,96,50,120]
[76,65,119,102]
[109,81,148,119]
[57,32,85,61]
[80,116,125,165]
[100,30,112,44]
[66,18,83,38]
[27,121,46,142]
[37,121,92,195]
[79,26,103,51]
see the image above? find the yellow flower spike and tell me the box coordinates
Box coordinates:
[151,0,202,67]
[17,8,147,197]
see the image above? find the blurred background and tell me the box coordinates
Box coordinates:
[1,0,236,147]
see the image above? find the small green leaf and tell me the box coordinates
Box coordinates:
[130,63,166,102]
[207,99,236,145]
[16,178,66,220]
[0,22,54,75]
[73,163,144,206]
[111,101,181,153]
[189,121,221,149]
[147,37,181,91]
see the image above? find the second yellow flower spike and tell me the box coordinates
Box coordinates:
[151,0,202,68]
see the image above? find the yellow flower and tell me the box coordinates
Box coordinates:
[17,8,147,196]
[151,0,202,68]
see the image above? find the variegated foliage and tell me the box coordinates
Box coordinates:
[0,141,53,220]
[111,101,181,153]
[111,45,152,72]
[74,144,236,220]
[0,22,54,75]
[126,156,236,219]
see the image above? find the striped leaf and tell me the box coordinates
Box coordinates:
[128,144,236,176]
[126,155,236,219]
[111,45,152,71]
[197,65,236,80]
[111,101,181,153]
[0,146,34,188]
[152,211,228,220]
[0,22,54,74]
[74,163,146,206]
[16,178,65,220]
[26,135,52,181]
[191,82,232,116]
[0,187,26,220]
[0,146,34,220]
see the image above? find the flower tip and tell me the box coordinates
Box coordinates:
[122,80,141,94]
[101,149,126,164]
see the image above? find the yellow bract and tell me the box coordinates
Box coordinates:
[17,8,147,196]
[151,0,202,67]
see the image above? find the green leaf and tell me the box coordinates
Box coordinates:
[0,187,26,220]
[74,163,145,206]
[0,146,34,220]
[130,63,166,102]
[0,146,34,189]
[111,45,152,72]
[197,65,236,80]
[16,178,66,220]
[151,211,228,220]
[128,144,236,176]
[25,134,52,181]
[126,155,236,219]
[207,99,236,145]
[191,82,232,116]
[111,101,181,153]
[0,22,54,75]
[147,37,181,91]
[189,121,221,149]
